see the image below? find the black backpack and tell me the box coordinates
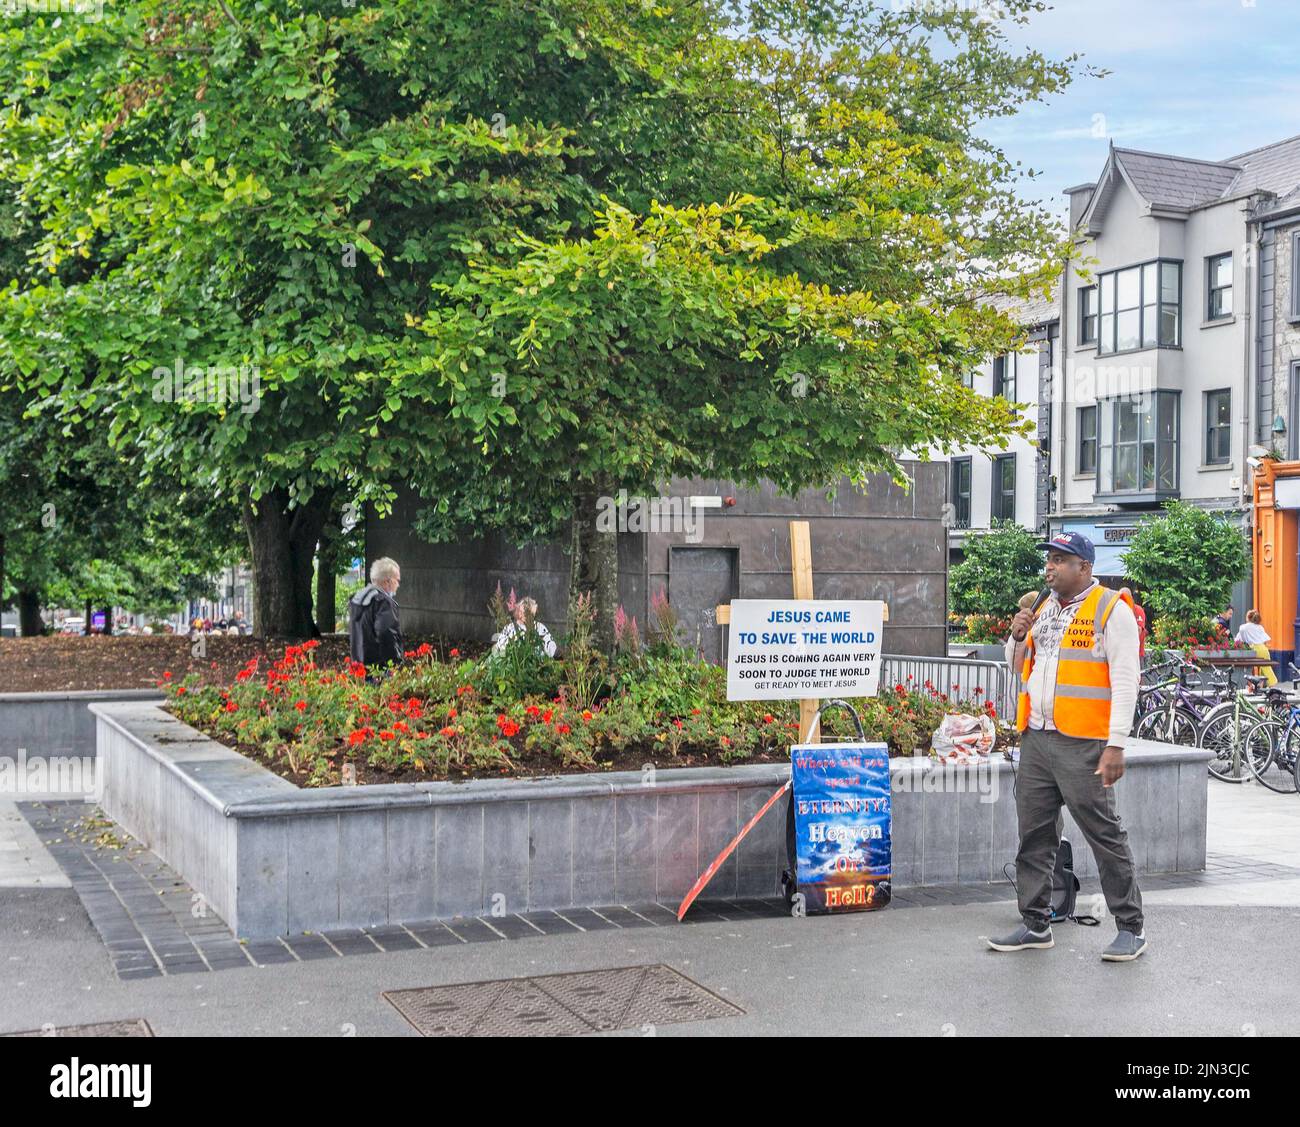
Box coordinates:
[1049,839,1101,926]
[1003,838,1099,925]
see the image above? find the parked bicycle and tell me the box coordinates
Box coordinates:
[1196,670,1282,784]
[1132,657,1229,746]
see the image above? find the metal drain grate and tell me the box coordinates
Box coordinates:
[384,964,743,1037]
[3,1019,154,1038]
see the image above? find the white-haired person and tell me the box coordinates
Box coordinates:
[348,557,405,672]
[492,596,557,658]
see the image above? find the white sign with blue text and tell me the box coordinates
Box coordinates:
[725,600,885,701]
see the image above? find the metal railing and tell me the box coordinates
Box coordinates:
[881,653,1016,719]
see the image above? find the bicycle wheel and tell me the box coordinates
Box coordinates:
[1253,721,1300,794]
[1133,704,1200,746]
[1198,704,1254,783]
[1245,718,1287,789]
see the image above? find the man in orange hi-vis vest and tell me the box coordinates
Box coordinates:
[986,531,1147,962]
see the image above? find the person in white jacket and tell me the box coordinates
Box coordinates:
[1235,609,1276,686]
[492,597,557,658]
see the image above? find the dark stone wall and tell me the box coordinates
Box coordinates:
[645,467,949,658]
[368,462,949,657]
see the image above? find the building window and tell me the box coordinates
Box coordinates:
[950,457,971,528]
[1097,391,1180,498]
[1079,285,1098,345]
[991,454,1016,522]
[1292,233,1300,321]
[992,354,1015,401]
[1205,389,1231,465]
[1078,405,1098,475]
[1096,259,1181,354]
[960,368,974,389]
[1206,253,1233,320]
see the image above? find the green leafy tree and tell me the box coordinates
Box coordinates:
[1122,502,1248,623]
[949,520,1044,617]
[1,0,1088,644]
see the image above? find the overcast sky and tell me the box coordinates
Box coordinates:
[982,0,1300,215]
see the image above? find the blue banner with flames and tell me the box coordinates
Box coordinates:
[790,742,892,913]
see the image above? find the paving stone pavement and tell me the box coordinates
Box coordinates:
[17,797,1300,980]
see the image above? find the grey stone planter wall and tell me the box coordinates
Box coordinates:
[1,690,163,760]
[92,702,1210,939]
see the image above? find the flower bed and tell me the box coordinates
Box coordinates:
[159,639,1008,787]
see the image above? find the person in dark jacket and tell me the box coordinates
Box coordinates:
[348,558,404,672]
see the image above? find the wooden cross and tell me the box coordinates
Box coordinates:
[715,520,889,744]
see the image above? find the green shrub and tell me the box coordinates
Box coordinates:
[950,521,1043,616]
[1122,501,1248,621]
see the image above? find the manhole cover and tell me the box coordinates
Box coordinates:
[3,1019,154,1038]
[384,964,743,1037]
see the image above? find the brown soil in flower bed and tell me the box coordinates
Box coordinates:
[0,634,479,693]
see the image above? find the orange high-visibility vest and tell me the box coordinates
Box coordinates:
[1015,585,1135,740]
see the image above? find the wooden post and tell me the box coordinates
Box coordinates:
[789,521,820,744]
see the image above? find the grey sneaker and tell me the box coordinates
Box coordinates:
[1101,929,1148,962]
[986,923,1054,951]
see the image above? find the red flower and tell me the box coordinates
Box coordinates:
[177,686,187,696]
[581,709,593,722]
[449,648,460,657]
[162,671,173,680]
[348,729,370,746]
[500,720,520,738]
[438,725,456,738]
[457,684,473,696]
[379,730,395,741]
[294,700,307,712]
[557,724,571,735]
[542,709,553,723]
[673,719,684,729]
[525,705,540,718]
[448,707,457,720]
[225,701,238,713]
[403,649,416,659]
[894,683,906,694]
[762,714,774,724]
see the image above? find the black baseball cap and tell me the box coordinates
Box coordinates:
[1035,531,1095,564]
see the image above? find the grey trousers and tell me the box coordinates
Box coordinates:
[1015,728,1144,933]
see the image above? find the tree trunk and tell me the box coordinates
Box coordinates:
[18,589,44,636]
[569,477,619,655]
[316,564,337,634]
[315,499,343,635]
[84,598,92,635]
[243,487,334,638]
[102,607,113,636]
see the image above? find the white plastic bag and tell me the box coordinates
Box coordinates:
[930,712,996,764]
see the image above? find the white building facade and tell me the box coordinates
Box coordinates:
[1049,138,1300,596]
[933,294,1057,564]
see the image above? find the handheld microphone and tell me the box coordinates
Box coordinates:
[1019,588,1051,613]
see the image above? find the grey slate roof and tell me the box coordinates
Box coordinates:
[988,288,1058,328]
[1092,135,1300,219]
[1113,148,1241,210]
[1224,133,1300,201]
